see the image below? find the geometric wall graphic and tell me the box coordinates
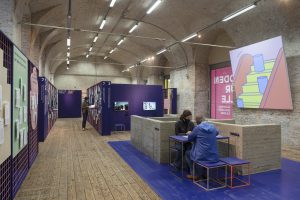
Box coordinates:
[229,36,293,110]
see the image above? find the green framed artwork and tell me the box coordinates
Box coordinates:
[12,46,28,157]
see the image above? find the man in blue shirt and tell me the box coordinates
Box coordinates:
[185,122,219,179]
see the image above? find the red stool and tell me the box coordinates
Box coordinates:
[220,157,251,188]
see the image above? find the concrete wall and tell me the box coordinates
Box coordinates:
[54,57,132,91]
[173,0,300,150]
[170,65,196,114]
[211,122,281,173]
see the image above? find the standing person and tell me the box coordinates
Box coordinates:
[173,110,195,170]
[82,97,89,131]
[185,122,219,179]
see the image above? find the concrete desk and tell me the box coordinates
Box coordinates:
[131,115,234,164]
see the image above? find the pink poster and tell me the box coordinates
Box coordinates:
[210,66,233,119]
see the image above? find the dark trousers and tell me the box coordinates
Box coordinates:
[185,149,204,177]
[174,143,192,169]
[82,112,88,128]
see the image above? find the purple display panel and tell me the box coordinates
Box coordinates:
[0,30,13,84]
[0,30,13,200]
[38,77,49,142]
[58,90,82,118]
[28,62,39,167]
[12,145,29,198]
[105,82,163,135]
[0,153,11,200]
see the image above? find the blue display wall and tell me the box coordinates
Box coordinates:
[38,77,58,142]
[88,81,164,135]
[58,90,82,118]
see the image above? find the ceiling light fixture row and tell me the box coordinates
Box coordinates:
[122,1,258,73]
[86,0,118,59]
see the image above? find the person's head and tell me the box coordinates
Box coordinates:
[195,115,204,125]
[84,97,89,101]
[180,110,192,121]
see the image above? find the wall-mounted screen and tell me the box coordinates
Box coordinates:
[114,102,129,111]
[143,102,156,110]
[229,36,293,110]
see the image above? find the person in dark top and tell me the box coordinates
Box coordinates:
[173,110,195,169]
[185,122,219,179]
[82,97,89,131]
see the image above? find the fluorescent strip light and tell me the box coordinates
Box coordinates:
[109,49,114,54]
[93,36,98,43]
[67,47,70,50]
[156,49,166,55]
[147,0,162,14]
[129,65,134,69]
[141,59,147,63]
[99,19,106,30]
[67,52,70,57]
[181,33,197,42]
[110,0,116,7]
[129,24,138,33]
[222,4,256,22]
[104,56,108,59]
[67,60,70,65]
[117,39,124,46]
[89,47,93,52]
[86,54,89,58]
[67,66,70,70]
[67,38,71,46]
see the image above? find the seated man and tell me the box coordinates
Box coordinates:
[195,115,204,125]
[185,122,219,179]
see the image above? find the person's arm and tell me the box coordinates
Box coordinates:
[187,127,197,142]
[175,122,181,135]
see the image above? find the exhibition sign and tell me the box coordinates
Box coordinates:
[0,49,11,164]
[230,36,293,110]
[12,46,28,157]
[210,66,233,119]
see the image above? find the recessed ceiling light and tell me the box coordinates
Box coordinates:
[117,39,124,45]
[104,56,108,59]
[147,0,162,14]
[67,38,71,46]
[110,0,117,8]
[86,54,89,58]
[222,4,256,22]
[156,49,166,55]
[181,33,197,42]
[89,47,93,52]
[99,19,106,30]
[93,36,98,43]
[67,52,70,57]
[129,24,138,33]
[67,60,70,65]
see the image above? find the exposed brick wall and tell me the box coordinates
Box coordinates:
[0,0,14,39]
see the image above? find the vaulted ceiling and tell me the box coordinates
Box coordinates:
[21,0,262,76]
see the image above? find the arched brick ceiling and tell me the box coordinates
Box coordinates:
[26,0,259,75]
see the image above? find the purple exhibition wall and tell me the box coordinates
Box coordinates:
[38,77,49,142]
[101,82,164,135]
[58,90,82,118]
[28,61,39,168]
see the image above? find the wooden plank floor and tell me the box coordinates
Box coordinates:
[15,118,161,200]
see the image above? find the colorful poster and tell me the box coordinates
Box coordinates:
[229,36,293,109]
[210,66,233,119]
[30,67,39,130]
[0,49,11,164]
[13,46,28,157]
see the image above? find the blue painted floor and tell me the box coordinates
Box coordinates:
[108,141,300,200]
